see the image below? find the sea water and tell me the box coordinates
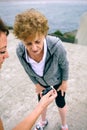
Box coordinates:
[0,1,87,33]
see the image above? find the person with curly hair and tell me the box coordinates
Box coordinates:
[14,8,69,130]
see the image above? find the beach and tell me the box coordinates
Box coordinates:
[0,31,87,130]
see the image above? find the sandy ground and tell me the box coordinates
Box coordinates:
[0,31,87,130]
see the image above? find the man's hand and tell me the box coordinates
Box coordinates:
[57,81,68,96]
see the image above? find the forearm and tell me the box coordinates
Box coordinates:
[13,103,43,130]
[62,80,68,84]
[62,80,68,87]
[0,119,4,130]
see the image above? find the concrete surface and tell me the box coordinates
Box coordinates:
[0,32,87,130]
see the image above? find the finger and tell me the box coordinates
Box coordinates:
[45,89,55,97]
[53,89,57,97]
[48,89,57,98]
[47,89,53,96]
[61,91,64,96]
[57,88,60,92]
[40,92,43,98]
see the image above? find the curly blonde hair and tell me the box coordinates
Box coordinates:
[13,8,49,41]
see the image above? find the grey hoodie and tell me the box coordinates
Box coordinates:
[16,35,69,87]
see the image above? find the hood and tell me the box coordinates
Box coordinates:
[17,35,62,57]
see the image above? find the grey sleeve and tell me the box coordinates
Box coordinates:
[57,42,69,80]
[16,45,38,85]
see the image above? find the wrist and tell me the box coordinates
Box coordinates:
[62,80,67,85]
[35,102,45,114]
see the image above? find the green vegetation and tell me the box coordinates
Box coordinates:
[49,30,76,43]
[8,26,13,29]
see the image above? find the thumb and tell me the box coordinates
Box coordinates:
[57,87,60,92]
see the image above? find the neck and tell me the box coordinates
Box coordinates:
[29,49,44,63]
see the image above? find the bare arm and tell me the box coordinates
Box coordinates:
[0,119,4,130]
[13,89,57,130]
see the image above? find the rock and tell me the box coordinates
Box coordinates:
[76,12,87,45]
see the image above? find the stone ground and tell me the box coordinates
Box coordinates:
[0,32,87,130]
